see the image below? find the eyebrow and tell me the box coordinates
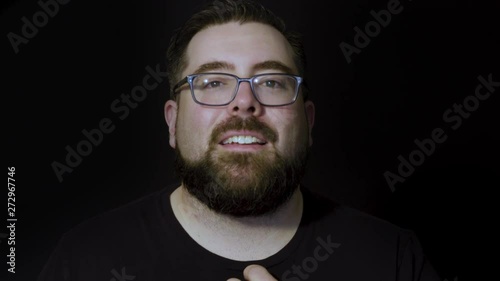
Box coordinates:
[192,60,295,75]
[193,61,235,74]
[252,60,294,74]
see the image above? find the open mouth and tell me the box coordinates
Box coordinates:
[217,131,269,151]
[221,135,267,145]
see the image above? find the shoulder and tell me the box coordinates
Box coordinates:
[59,185,174,250]
[302,186,415,243]
[299,187,441,280]
[37,184,180,279]
[302,186,431,268]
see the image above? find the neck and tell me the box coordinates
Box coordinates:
[170,184,303,261]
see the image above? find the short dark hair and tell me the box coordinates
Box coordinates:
[166,0,308,100]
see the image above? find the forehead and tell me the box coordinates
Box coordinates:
[183,22,297,76]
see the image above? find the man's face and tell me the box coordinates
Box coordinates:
[165,22,315,216]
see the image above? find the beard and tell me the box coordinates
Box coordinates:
[174,116,309,217]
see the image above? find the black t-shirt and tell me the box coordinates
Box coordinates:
[37,184,441,281]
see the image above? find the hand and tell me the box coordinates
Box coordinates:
[227,264,277,281]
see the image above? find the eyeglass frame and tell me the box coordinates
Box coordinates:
[172,72,304,107]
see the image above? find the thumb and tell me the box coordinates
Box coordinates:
[243,264,277,281]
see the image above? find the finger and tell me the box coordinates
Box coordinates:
[243,264,277,281]
[226,278,241,281]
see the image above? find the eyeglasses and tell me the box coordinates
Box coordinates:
[173,73,303,106]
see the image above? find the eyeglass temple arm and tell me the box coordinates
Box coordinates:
[173,77,189,94]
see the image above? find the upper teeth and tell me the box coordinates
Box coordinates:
[222,136,265,145]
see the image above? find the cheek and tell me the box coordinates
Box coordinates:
[272,109,309,154]
[176,103,219,160]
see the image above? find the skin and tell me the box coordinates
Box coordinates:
[227,264,277,281]
[164,21,315,279]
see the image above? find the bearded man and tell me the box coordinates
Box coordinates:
[37,1,441,280]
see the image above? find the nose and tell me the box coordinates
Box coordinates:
[227,80,263,117]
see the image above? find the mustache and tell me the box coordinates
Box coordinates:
[209,116,278,145]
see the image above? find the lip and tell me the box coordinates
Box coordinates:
[219,143,267,152]
[218,130,268,145]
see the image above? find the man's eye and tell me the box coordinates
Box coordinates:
[264,80,282,88]
[204,81,223,88]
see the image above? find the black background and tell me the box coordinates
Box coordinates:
[2,0,498,280]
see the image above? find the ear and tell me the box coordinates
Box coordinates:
[304,100,315,146]
[164,100,178,149]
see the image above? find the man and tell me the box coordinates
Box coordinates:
[37,0,441,280]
